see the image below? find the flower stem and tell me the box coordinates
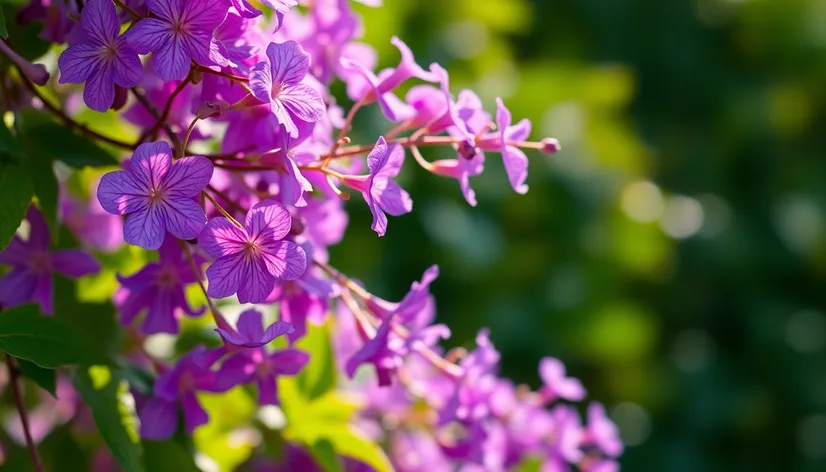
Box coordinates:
[202,190,244,229]
[5,355,44,472]
[180,242,232,332]
[325,98,366,167]
[113,0,141,19]
[142,75,191,143]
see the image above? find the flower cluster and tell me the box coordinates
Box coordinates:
[0,0,617,470]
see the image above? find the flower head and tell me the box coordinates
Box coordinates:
[200,199,307,303]
[57,0,143,112]
[494,98,532,194]
[0,207,100,314]
[341,136,413,236]
[217,346,309,405]
[114,235,206,334]
[249,41,326,138]
[539,357,586,403]
[215,308,294,347]
[126,0,230,81]
[97,141,214,250]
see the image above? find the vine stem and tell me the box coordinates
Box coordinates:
[5,355,44,472]
[180,242,232,332]
[130,87,181,151]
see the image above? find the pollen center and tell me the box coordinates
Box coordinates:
[148,187,165,206]
[29,251,51,274]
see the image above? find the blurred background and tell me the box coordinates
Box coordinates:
[332,0,826,471]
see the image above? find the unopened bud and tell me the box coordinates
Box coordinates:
[458,140,478,160]
[540,138,561,154]
[0,40,50,86]
[197,100,230,120]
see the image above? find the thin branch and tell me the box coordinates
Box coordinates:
[130,87,180,150]
[143,75,191,143]
[5,356,44,472]
[15,66,135,150]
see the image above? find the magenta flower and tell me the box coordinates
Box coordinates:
[494,98,531,194]
[341,137,413,236]
[97,142,214,250]
[0,207,100,315]
[139,346,223,439]
[346,314,406,386]
[377,37,436,94]
[215,309,293,348]
[217,346,309,405]
[231,0,296,28]
[114,235,206,334]
[125,0,229,81]
[582,403,624,458]
[538,357,586,403]
[249,41,326,138]
[57,0,143,112]
[200,199,307,303]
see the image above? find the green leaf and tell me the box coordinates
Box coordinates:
[296,321,337,400]
[18,358,56,397]
[142,439,200,472]
[0,147,33,250]
[16,109,118,168]
[309,439,344,472]
[325,427,393,472]
[0,8,8,39]
[0,304,110,368]
[54,275,121,357]
[72,367,144,472]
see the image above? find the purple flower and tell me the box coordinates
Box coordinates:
[266,265,337,342]
[539,357,586,403]
[215,308,293,347]
[114,235,206,334]
[249,41,326,138]
[200,199,307,303]
[339,57,415,123]
[97,142,214,250]
[582,403,623,458]
[259,129,314,208]
[376,37,436,94]
[139,346,223,439]
[231,0,296,29]
[542,404,585,469]
[493,98,531,194]
[57,0,143,112]
[125,0,230,81]
[346,314,406,386]
[17,0,78,44]
[341,137,413,237]
[217,347,309,405]
[0,207,100,315]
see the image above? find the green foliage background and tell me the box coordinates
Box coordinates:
[330,0,826,471]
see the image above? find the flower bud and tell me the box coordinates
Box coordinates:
[0,40,50,86]
[110,86,128,111]
[540,138,561,154]
[196,100,230,120]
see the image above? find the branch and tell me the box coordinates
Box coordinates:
[5,356,44,472]
[130,87,181,151]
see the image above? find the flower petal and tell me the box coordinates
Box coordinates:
[249,61,273,104]
[182,0,229,29]
[153,35,191,81]
[502,145,528,194]
[279,84,325,123]
[52,250,101,278]
[111,38,144,88]
[261,321,294,345]
[131,142,173,189]
[373,179,412,216]
[57,44,100,84]
[83,66,115,112]
[200,217,248,258]
[97,170,149,215]
[0,268,37,310]
[269,348,309,375]
[244,199,292,242]
[161,155,214,197]
[81,0,120,45]
[181,392,208,433]
[271,98,298,138]
[236,309,264,341]
[125,18,172,54]
[236,256,276,304]
[205,254,244,299]
[145,0,182,23]
[124,206,166,250]
[265,41,309,86]
[159,196,207,240]
[258,240,307,281]
[139,397,178,440]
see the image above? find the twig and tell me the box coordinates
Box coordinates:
[15,66,135,150]
[180,242,232,331]
[143,76,191,142]
[5,356,44,472]
[130,87,180,150]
